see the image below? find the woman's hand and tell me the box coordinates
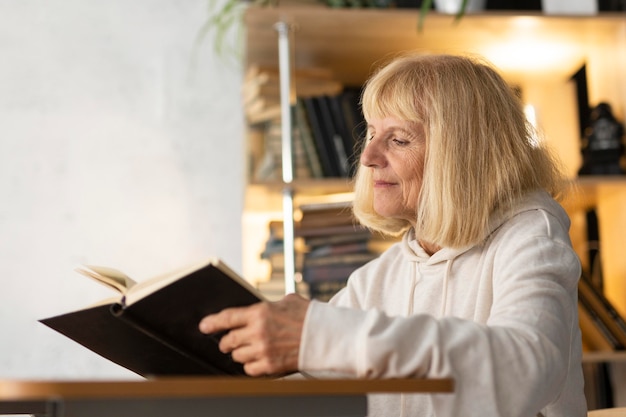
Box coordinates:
[198,293,310,376]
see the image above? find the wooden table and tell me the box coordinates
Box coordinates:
[0,377,454,417]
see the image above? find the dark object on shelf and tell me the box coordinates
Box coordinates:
[395,0,430,8]
[571,65,591,141]
[578,102,625,176]
[598,0,626,11]
[586,209,603,291]
[485,0,541,10]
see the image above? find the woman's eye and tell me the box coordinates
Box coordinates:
[392,138,408,146]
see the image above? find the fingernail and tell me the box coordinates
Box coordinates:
[198,318,211,333]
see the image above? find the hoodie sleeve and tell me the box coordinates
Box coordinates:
[298,209,584,417]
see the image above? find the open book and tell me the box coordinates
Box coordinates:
[40,258,266,377]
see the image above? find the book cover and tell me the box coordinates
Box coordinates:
[315,95,349,177]
[302,96,341,177]
[302,260,373,283]
[295,98,325,178]
[40,258,265,377]
[578,295,622,351]
[326,93,359,177]
[578,271,626,349]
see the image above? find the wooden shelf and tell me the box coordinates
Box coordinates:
[246,176,626,213]
[583,350,626,363]
[245,5,626,86]
[563,176,626,212]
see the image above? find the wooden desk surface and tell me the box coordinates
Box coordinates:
[0,377,454,400]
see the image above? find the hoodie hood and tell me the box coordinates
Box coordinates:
[400,189,570,266]
[399,189,571,317]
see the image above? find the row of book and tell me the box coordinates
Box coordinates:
[243,65,366,182]
[260,200,398,301]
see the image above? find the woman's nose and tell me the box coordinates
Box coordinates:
[360,138,383,168]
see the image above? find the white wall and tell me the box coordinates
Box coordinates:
[0,0,244,379]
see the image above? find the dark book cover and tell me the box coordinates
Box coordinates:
[302,96,341,177]
[339,87,366,177]
[40,260,265,377]
[326,94,356,177]
[302,259,374,283]
[295,99,325,178]
[315,95,349,177]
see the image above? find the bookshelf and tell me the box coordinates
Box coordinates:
[241,5,626,311]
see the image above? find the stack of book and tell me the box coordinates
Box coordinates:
[259,201,401,301]
[242,65,343,126]
[296,200,375,301]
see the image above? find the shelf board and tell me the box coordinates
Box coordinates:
[249,178,353,194]
[582,350,626,363]
[245,175,626,212]
[245,5,626,86]
[563,175,626,212]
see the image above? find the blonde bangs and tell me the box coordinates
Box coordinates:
[362,60,426,124]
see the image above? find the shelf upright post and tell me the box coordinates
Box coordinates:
[274,21,297,294]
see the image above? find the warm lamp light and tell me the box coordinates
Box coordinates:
[484,40,581,76]
[480,18,584,77]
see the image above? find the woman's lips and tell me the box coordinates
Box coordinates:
[374,180,396,187]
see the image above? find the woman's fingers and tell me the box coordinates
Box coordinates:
[197,294,310,376]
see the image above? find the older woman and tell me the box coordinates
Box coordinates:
[200,54,586,417]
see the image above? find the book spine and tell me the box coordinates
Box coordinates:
[578,274,626,348]
[302,262,366,283]
[295,99,325,178]
[581,272,626,337]
[302,96,340,177]
[315,95,349,177]
[578,293,623,350]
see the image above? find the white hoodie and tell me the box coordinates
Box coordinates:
[299,190,586,417]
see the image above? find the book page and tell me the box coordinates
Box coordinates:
[124,257,265,306]
[75,265,138,295]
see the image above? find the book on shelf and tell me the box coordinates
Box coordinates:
[299,87,365,178]
[585,209,603,290]
[303,252,378,268]
[578,271,626,351]
[242,65,342,125]
[314,95,350,177]
[579,294,623,351]
[296,223,370,238]
[297,200,355,229]
[326,91,362,177]
[302,95,343,177]
[304,229,373,249]
[295,98,325,178]
[254,116,314,181]
[308,280,350,303]
[302,261,371,284]
[40,258,266,377]
[307,240,370,258]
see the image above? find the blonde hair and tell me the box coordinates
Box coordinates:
[353,53,566,248]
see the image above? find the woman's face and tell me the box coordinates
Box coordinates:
[360,116,426,226]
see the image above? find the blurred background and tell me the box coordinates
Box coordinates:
[0,0,244,379]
